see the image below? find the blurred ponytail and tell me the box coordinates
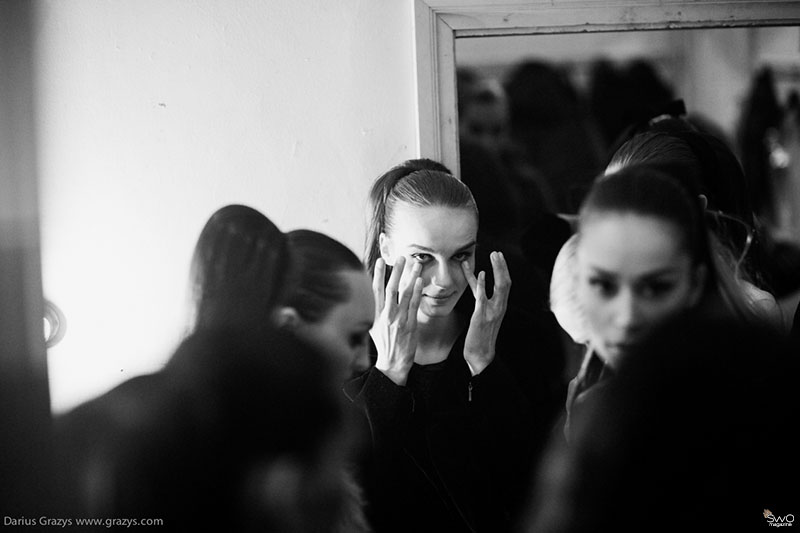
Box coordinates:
[581,164,757,323]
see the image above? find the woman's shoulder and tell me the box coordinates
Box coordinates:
[56,372,168,438]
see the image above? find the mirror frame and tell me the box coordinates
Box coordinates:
[414,0,800,175]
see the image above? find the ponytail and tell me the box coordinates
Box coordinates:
[582,164,759,323]
[364,159,452,273]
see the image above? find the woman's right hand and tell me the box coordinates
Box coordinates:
[371,256,423,386]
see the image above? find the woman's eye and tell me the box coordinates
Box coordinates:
[349,332,368,349]
[588,277,616,297]
[411,253,432,264]
[452,251,473,262]
[639,281,674,299]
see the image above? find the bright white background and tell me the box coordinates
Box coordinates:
[34,1,419,413]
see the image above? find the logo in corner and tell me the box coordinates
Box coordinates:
[764,509,794,528]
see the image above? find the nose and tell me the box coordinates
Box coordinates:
[431,261,457,289]
[612,288,643,333]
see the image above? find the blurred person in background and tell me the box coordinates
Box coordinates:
[55,205,373,531]
[555,164,758,443]
[505,60,605,213]
[524,312,797,532]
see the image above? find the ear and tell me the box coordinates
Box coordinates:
[378,232,392,263]
[698,194,709,211]
[273,307,302,329]
[688,264,708,307]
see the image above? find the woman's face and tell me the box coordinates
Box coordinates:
[380,204,478,320]
[296,269,375,379]
[460,99,510,155]
[576,213,705,368]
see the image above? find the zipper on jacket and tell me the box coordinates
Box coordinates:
[468,381,473,402]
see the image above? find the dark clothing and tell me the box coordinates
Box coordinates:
[55,328,366,532]
[53,372,170,520]
[563,349,614,444]
[792,300,800,347]
[344,307,565,533]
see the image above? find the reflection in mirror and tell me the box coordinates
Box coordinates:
[456,27,800,212]
[455,26,800,327]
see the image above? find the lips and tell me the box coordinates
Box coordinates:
[424,293,455,303]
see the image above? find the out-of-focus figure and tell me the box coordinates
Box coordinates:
[54,205,371,532]
[524,313,797,532]
[504,60,605,213]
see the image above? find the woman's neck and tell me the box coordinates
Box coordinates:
[414,312,463,365]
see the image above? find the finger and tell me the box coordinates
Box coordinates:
[470,270,486,319]
[385,256,406,314]
[489,251,512,303]
[399,261,422,307]
[461,260,478,295]
[476,270,487,303]
[407,277,424,329]
[372,258,386,319]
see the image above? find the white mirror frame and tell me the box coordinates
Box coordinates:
[414,0,800,176]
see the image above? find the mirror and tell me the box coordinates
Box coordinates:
[455,26,800,213]
[413,1,800,328]
[414,0,800,175]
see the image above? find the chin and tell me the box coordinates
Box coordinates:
[419,302,457,318]
[594,344,626,369]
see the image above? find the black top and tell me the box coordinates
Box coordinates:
[344,306,566,532]
[563,349,615,443]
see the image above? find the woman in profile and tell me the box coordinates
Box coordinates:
[55,205,375,531]
[276,229,375,382]
[53,206,291,517]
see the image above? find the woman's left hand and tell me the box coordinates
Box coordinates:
[461,251,511,375]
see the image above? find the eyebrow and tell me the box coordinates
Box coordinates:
[408,241,477,253]
[589,266,679,279]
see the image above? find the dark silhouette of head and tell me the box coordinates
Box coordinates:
[189,204,289,335]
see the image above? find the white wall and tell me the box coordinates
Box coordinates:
[34,0,418,413]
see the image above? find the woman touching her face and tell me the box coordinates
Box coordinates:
[373,199,509,380]
[346,163,565,533]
